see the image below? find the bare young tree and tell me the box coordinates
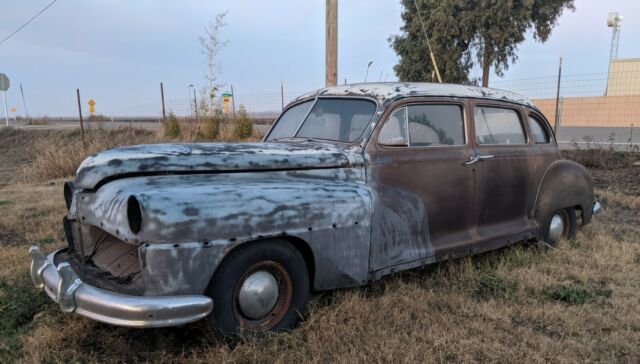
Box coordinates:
[199,12,228,117]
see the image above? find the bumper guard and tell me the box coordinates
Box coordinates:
[29,246,213,328]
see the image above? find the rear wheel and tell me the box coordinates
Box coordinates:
[205,240,309,336]
[541,206,576,245]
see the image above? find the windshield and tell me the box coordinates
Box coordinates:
[266,98,377,143]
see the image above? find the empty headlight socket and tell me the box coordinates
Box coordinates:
[127,195,143,234]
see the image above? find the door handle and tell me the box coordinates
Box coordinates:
[464,154,494,165]
[464,155,480,165]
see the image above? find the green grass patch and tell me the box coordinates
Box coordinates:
[0,280,53,362]
[0,200,13,207]
[35,237,56,245]
[544,283,612,305]
[474,273,519,300]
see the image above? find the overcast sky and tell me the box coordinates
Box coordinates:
[0,0,639,116]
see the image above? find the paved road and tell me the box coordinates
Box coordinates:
[556,126,639,150]
[5,121,638,150]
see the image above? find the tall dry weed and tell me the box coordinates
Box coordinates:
[22,128,156,182]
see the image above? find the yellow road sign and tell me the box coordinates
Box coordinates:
[11,107,16,113]
[88,99,96,113]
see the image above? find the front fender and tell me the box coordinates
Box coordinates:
[79,168,372,291]
[532,159,594,226]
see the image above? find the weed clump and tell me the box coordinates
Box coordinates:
[198,109,224,140]
[475,273,518,299]
[163,113,181,139]
[234,105,253,139]
[544,283,611,305]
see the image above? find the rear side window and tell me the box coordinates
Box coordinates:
[527,115,550,143]
[407,104,464,146]
[378,104,465,147]
[474,106,526,145]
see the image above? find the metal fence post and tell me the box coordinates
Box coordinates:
[554,57,563,134]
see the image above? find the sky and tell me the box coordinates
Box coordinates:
[0,0,639,117]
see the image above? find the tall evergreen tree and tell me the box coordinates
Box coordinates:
[390,0,575,86]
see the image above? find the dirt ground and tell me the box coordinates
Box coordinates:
[0,128,639,363]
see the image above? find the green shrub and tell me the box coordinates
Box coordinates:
[198,108,223,140]
[475,273,518,299]
[234,105,253,139]
[544,283,611,305]
[163,112,181,139]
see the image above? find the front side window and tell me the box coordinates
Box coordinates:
[266,98,376,143]
[378,107,408,146]
[408,104,464,146]
[527,115,550,143]
[474,106,526,145]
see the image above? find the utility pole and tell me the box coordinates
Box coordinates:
[280,81,284,111]
[554,57,563,133]
[160,82,166,120]
[325,0,338,87]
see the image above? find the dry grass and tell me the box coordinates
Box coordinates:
[20,124,263,183]
[21,128,157,182]
[1,128,639,363]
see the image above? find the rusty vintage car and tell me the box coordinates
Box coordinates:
[29,82,601,334]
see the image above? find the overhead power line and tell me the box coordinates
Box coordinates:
[0,0,58,46]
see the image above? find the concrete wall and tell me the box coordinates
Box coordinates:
[532,95,640,127]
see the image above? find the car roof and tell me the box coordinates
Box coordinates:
[290,82,535,108]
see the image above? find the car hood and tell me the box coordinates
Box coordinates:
[75,142,357,190]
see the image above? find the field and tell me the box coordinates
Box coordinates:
[1,127,639,363]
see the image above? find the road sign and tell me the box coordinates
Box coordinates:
[11,107,16,113]
[88,99,96,113]
[222,91,232,114]
[0,74,9,91]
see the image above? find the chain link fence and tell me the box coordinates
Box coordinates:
[491,59,640,149]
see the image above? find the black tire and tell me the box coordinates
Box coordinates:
[205,240,309,336]
[540,206,576,245]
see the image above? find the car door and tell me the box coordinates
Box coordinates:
[469,100,538,243]
[365,98,476,273]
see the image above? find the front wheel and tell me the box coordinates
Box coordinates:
[540,206,576,245]
[205,240,309,336]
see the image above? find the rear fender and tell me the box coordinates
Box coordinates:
[532,159,594,226]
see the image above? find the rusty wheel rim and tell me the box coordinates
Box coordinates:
[232,261,293,331]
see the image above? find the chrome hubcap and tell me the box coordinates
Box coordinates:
[237,270,279,319]
[549,213,565,242]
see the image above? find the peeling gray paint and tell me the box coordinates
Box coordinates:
[291,82,535,108]
[75,142,356,190]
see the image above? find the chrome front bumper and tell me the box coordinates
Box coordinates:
[29,246,213,328]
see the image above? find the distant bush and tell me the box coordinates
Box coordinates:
[163,113,181,139]
[27,117,49,125]
[234,105,253,139]
[198,108,224,140]
[87,114,109,122]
